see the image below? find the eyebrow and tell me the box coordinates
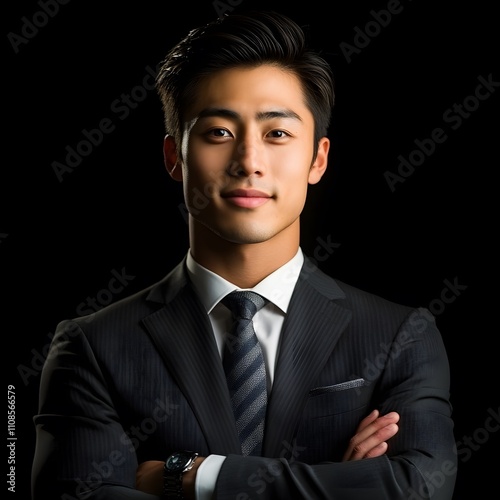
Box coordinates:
[197,107,302,122]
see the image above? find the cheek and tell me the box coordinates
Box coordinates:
[186,139,232,177]
[273,135,313,166]
[183,146,230,204]
[274,173,310,219]
[272,148,313,188]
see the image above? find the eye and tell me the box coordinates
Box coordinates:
[266,129,290,139]
[207,128,232,138]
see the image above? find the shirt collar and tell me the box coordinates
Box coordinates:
[186,248,304,315]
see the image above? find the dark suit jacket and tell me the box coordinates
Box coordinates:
[31,256,457,499]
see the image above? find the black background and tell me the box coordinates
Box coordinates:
[4,0,498,498]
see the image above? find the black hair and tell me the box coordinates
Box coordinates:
[155,10,335,157]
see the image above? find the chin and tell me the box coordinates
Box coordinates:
[207,222,277,245]
[219,229,275,245]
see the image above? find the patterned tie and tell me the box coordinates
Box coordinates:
[222,291,268,456]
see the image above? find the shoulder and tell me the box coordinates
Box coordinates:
[301,255,415,322]
[301,258,442,348]
[66,258,189,329]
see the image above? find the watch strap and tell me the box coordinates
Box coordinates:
[163,472,183,499]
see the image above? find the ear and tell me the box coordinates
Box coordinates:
[308,137,330,185]
[163,135,183,181]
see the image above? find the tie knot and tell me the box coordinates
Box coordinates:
[222,291,267,320]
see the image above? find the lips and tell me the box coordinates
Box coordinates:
[221,189,272,208]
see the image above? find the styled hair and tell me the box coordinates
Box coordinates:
[155,11,335,157]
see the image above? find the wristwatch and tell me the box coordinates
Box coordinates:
[163,450,199,499]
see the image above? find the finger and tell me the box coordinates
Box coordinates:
[353,423,399,460]
[342,411,399,461]
[350,412,400,447]
[354,409,380,433]
[363,411,399,434]
[343,422,399,461]
[363,442,388,459]
[342,411,382,461]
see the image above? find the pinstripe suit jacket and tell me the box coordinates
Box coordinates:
[32,256,457,499]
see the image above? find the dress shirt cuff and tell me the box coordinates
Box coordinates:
[195,454,226,500]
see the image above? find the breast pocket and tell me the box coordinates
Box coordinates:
[294,378,372,463]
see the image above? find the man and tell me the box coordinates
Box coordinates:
[31,10,457,500]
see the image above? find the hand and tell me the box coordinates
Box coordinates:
[342,409,400,461]
[136,460,164,495]
[136,457,206,499]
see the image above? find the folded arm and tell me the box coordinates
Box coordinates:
[33,308,457,500]
[212,308,457,499]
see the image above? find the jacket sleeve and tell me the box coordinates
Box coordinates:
[215,308,457,499]
[31,319,162,500]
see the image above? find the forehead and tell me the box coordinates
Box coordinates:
[185,64,311,121]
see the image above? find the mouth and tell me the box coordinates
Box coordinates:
[221,189,272,208]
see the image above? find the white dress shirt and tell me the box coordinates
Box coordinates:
[185,248,304,499]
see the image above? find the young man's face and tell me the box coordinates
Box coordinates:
[166,64,329,247]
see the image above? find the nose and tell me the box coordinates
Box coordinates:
[227,135,264,177]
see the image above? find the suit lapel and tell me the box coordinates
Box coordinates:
[263,261,352,457]
[141,258,352,458]
[141,262,241,455]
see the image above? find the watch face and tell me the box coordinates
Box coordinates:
[166,452,191,472]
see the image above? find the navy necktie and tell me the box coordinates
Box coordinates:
[222,291,268,456]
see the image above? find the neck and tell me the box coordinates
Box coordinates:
[189,218,300,288]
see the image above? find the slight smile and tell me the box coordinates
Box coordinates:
[221,189,272,208]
